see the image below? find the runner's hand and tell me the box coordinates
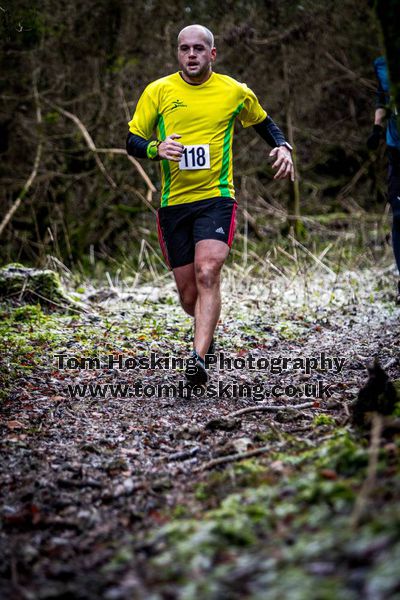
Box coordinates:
[158,134,184,161]
[269,146,295,182]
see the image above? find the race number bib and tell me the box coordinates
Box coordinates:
[179,144,210,170]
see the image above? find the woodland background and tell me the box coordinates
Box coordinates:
[0,0,390,275]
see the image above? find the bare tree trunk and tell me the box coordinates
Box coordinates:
[0,71,42,238]
[281,44,303,238]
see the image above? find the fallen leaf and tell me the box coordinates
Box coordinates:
[7,420,25,430]
[320,469,337,480]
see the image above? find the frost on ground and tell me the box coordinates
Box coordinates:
[0,265,399,600]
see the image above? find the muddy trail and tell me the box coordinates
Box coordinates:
[1,266,400,600]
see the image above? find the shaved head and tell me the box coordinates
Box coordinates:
[177,24,216,84]
[178,25,215,48]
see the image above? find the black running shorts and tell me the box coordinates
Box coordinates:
[156,197,238,270]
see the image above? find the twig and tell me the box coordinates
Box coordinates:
[18,277,28,302]
[383,357,398,370]
[0,71,42,237]
[325,52,376,91]
[256,250,291,281]
[350,413,383,529]
[44,100,117,188]
[282,42,301,234]
[168,447,200,461]
[44,100,157,203]
[118,85,131,122]
[254,24,303,46]
[248,249,281,272]
[122,183,157,215]
[289,235,336,276]
[276,245,298,263]
[227,401,316,419]
[242,208,263,240]
[6,287,89,314]
[95,147,156,195]
[337,158,373,204]
[46,99,158,205]
[201,445,272,470]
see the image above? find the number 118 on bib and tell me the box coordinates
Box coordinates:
[179,144,210,170]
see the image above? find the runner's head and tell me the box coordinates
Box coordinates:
[177,25,216,84]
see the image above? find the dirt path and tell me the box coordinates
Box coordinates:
[1,268,399,599]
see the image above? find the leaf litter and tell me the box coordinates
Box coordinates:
[0,264,399,599]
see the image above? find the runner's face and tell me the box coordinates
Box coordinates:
[178,30,216,83]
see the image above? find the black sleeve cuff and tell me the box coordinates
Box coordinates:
[126,132,150,158]
[253,116,287,147]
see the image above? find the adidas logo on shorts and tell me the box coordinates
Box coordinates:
[215,227,225,234]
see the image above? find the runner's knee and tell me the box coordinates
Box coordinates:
[180,287,197,309]
[195,259,222,289]
[176,280,197,310]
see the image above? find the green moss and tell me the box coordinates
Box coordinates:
[0,264,79,309]
[312,414,336,426]
[276,320,307,340]
[0,303,71,399]
[102,547,135,572]
[172,504,189,518]
[43,111,60,124]
[194,483,208,501]
[146,427,399,596]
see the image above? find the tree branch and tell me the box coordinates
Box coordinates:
[227,401,316,419]
[201,445,272,470]
[43,100,157,204]
[44,100,118,189]
[95,147,156,196]
[0,72,42,237]
[325,52,376,91]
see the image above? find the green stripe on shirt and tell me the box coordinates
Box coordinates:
[218,102,244,197]
[157,115,171,207]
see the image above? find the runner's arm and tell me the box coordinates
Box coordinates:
[373,77,387,126]
[126,132,184,162]
[374,76,388,125]
[126,132,161,160]
[253,116,290,148]
[254,116,294,180]
[367,65,388,150]
[375,69,389,111]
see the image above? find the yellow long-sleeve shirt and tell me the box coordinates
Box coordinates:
[128,71,267,206]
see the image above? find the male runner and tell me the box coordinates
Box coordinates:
[126,24,294,385]
[367,56,400,304]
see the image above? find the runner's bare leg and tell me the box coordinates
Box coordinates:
[193,239,229,358]
[173,263,197,316]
